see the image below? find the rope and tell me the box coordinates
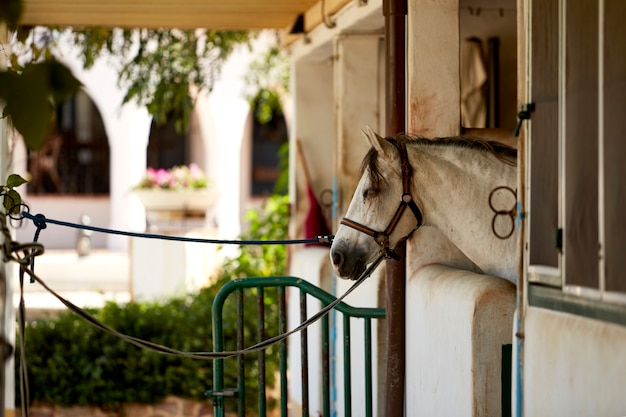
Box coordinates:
[17,255,381,360]
[22,211,333,246]
[3,207,383,417]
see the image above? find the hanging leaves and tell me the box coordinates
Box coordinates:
[244,43,290,124]
[0,61,81,150]
[2,24,252,143]
[72,28,252,133]
[1,20,254,145]
[2,173,28,215]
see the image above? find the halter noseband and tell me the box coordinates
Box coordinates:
[340,138,423,260]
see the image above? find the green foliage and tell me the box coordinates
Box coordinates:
[1,26,251,146]
[0,61,81,150]
[72,28,252,133]
[273,142,290,196]
[250,88,283,125]
[16,194,290,413]
[17,290,215,408]
[1,173,27,214]
[244,42,290,125]
[219,194,289,278]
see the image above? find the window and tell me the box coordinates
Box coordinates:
[527,0,626,325]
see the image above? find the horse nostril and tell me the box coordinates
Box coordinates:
[331,250,344,268]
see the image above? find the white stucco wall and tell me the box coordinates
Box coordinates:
[0,27,16,410]
[57,38,152,250]
[13,35,151,251]
[406,264,516,417]
[15,196,111,250]
[523,307,626,417]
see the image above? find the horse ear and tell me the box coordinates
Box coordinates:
[361,126,394,159]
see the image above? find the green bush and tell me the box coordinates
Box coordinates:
[17,291,215,408]
[16,194,289,412]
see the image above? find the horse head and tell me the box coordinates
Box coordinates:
[330,127,423,280]
[330,127,519,283]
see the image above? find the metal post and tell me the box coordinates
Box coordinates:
[383,0,407,416]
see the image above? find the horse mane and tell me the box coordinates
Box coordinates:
[360,134,517,191]
[401,134,517,164]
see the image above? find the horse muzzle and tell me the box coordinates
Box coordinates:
[330,244,369,280]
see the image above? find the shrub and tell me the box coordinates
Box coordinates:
[17,291,215,408]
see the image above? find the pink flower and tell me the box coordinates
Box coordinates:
[136,164,210,190]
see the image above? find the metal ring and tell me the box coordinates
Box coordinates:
[491,211,516,240]
[488,186,517,213]
[488,186,517,240]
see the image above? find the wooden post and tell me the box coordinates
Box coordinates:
[383,0,407,415]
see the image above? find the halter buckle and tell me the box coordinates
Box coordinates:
[382,247,401,261]
[374,233,390,249]
[373,233,401,260]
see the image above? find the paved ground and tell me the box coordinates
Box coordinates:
[11,249,131,318]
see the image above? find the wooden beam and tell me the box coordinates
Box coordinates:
[21,0,319,30]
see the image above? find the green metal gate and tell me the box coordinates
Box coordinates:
[208,276,385,417]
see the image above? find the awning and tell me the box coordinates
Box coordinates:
[21,0,349,32]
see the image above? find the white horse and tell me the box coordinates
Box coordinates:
[330,127,518,283]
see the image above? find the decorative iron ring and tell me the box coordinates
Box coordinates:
[488,186,517,240]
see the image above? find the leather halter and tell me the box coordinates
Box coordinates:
[340,138,423,260]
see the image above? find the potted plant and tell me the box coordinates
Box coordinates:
[133,164,218,216]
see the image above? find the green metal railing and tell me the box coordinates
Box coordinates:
[208,276,385,417]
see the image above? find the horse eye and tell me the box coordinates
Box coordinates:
[362,188,376,199]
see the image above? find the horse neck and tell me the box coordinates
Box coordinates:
[408,144,518,282]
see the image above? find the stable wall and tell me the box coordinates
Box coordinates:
[523,307,626,416]
[406,263,516,416]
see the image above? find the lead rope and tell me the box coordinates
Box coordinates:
[17,252,383,360]
[22,211,333,247]
[3,209,383,417]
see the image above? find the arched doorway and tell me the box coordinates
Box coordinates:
[250,107,288,197]
[28,89,110,195]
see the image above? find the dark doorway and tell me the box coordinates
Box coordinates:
[147,118,188,169]
[28,90,110,195]
[250,112,288,196]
